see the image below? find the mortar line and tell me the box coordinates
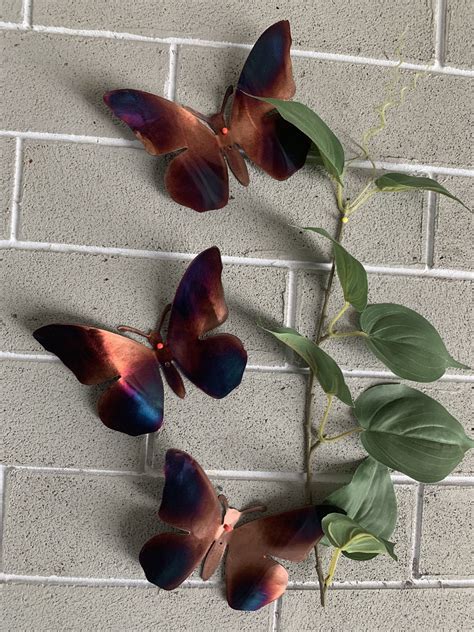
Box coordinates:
[2,573,472,591]
[9,138,24,241]
[2,351,473,383]
[411,484,425,579]
[1,21,473,77]
[422,172,437,268]
[284,269,298,328]
[0,573,217,589]
[1,239,473,281]
[6,464,474,486]
[2,130,473,178]
[434,0,448,67]
[21,0,32,28]
[165,43,178,101]
[0,466,6,572]
[271,597,283,632]
[292,578,474,590]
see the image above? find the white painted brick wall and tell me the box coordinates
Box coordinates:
[1,1,473,630]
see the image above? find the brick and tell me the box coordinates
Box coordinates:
[0,249,287,366]
[0,361,144,469]
[1,31,168,137]
[153,371,306,471]
[0,137,15,239]
[445,0,474,68]
[19,140,423,266]
[295,60,472,169]
[281,588,473,631]
[2,584,272,631]
[296,273,473,372]
[420,486,474,578]
[0,0,21,22]
[33,0,435,63]
[432,176,474,270]
[2,470,162,577]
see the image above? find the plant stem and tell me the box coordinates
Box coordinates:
[323,548,342,602]
[317,395,334,442]
[327,330,368,340]
[322,427,363,442]
[327,301,350,336]
[305,218,346,607]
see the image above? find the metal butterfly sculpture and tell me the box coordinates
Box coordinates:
[104,21,310,212]
[33,247,247,436]
[140,449,336,611]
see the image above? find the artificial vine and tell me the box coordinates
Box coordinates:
[259,87,473,605]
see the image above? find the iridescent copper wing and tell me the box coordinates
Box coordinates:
[104,90,229,212]
[225,505,335,611]
[33,324,164,436]
[166,246,247,398]
[230,20,311,179]
[139,449,222,589]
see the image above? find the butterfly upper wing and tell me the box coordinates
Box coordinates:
[104,90,229,212]
[33,324,164,436]
[167,247,247,398]
[140,449,222,589]
[225,505,335,611]
[230,20,310,180]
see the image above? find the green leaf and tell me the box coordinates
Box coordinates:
[306,143,325,166]
[322,513,397,560]
[254,97,345,183]
[261,325,353,406]
[355,384,474,483]
[303,227,368,311]
[324,457,397,551]
[375,173,471,211]
[360,303,469,382]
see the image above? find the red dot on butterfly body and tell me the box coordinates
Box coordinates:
[221,127,229,135]
[156,342,164,350]
[223,524,233,532]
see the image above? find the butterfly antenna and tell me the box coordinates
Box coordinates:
[117,325,151,340]
[218,494,229,511]
[157,303,172,333]
[220,85,234,113]
[184,105,213,125]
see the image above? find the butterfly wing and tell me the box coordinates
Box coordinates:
[104,90,229,212]
[230,20,310,180]
[167,247,247,398]
[139,449,222,589]
[33,324,164,436]
[225,505,334,611]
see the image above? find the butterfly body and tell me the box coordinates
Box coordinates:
[104,21,310,211]
[140,449,337,610]
[33,248,247,436]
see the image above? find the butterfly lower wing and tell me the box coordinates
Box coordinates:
[140,532,211,590]
[167,248,247,398]
[230,21,310,179]
[140,450,222,589]
[225,506,333,611]
[33,324,164,435]
[104,90,228,211]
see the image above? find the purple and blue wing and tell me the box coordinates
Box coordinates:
[167,247,247,398]
[231,21,310,180]
[104,90,229,212]
[33,324,164,436]
[140,450,222,589]
[225,505,336,611]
